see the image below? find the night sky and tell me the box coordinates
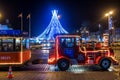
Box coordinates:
[0,0,120,37]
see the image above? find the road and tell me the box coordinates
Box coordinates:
[0,64,118,80]
[0,49,119,80]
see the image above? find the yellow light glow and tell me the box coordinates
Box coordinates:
[0,13,2,18]
[105,13,109,16]
[105,11,113,17]
[20,37,23,63]
[0,63,22,65]
[109,11,113,15]
[56,36,59,59]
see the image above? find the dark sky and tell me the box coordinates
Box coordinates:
[0,0,120,37]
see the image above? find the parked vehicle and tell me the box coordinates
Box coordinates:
[0,30,31,66]
[48,34,118,71]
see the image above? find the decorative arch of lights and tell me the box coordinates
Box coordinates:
[37,10,68,42]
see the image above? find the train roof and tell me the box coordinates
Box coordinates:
[0,30,28,37]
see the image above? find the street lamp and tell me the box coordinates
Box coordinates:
[105,11,113,29]
[105,11,113,17]
[105,11,114,47]
[109,11,113,15]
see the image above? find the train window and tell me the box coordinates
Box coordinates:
[0,38,22,52]
[66,38,71,42]
[60,38,66,48]
[69,38,75,47]
[2,38,14,52]
[15,38,21,51]
[60,38,75,48]
[61,38,65,43]
[66,38,74,48]
[8,43,13,51]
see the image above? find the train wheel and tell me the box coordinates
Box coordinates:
[100,58,111,70]
[58,59,69,71]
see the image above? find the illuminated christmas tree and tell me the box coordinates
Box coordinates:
[37,10,68,41]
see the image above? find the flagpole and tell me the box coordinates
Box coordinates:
[21,15,23,31]
[19,13,23,31]
[28,14,31,38]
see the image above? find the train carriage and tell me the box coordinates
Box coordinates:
[0,30,31,66]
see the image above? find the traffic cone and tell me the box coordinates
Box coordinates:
[7,66,14,79]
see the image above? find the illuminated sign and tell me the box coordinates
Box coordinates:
[0,56,11,60]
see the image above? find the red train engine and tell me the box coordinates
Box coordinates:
[48,35,118,71]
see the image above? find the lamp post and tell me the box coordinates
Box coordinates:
[105,11,113,47]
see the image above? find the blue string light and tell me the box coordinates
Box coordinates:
[37,10,68,42]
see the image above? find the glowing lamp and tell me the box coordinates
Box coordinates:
[105,13,109,17]
[109,11,113,15]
